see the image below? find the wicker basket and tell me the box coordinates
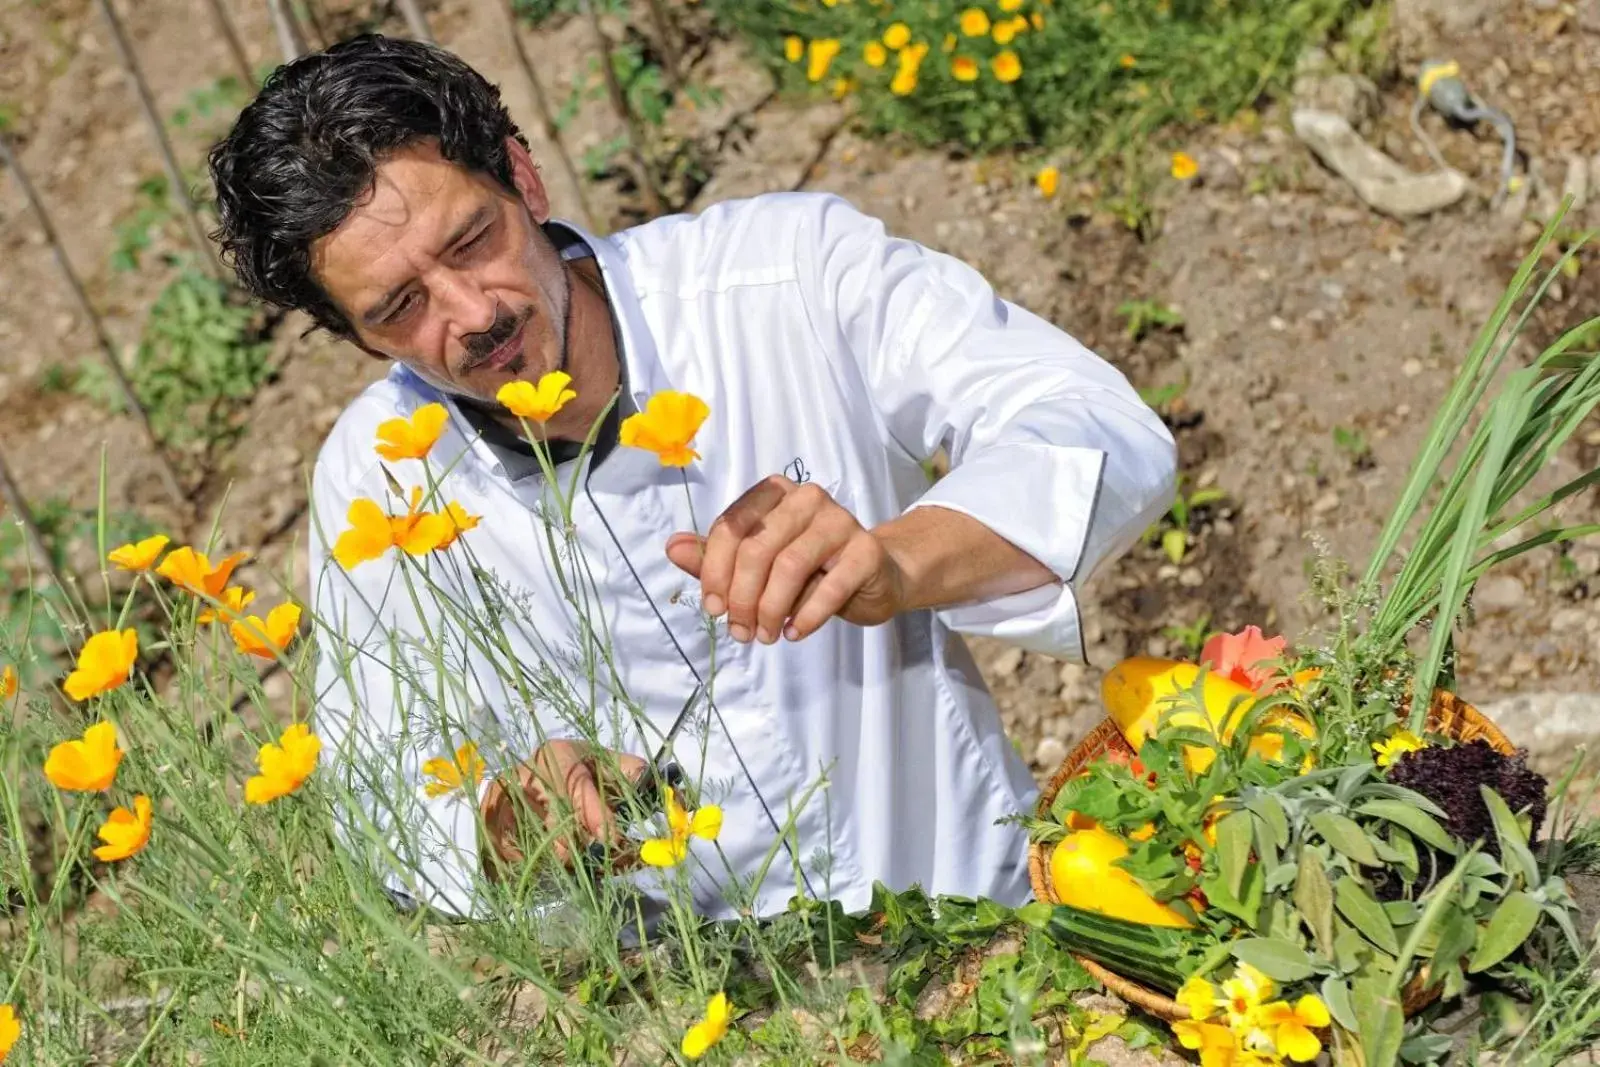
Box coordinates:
[1027,690,1517,1021]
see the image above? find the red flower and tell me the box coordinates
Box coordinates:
[1200,625,1289,693]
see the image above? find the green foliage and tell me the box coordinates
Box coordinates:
[110,176,172,274]
[1117,299,1184,343]
[76,271,273,452]
[709,0,1355,174]
[1144,475,1226,565]
[1333,424,1374,469]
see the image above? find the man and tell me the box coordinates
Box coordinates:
[208,34,1175,923]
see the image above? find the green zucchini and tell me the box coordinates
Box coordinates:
[1043,904,1208,994]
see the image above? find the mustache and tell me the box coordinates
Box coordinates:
[460,306,531,370]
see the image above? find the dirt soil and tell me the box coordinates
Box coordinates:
[4,0,1600,802]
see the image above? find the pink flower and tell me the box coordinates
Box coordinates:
[1200,625,1289,693]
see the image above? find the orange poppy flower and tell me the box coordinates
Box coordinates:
[63,630,139,702]
[245,723,321,804]
[93,794,152,862]
[230,603,303,659]
[157,547,250,600]
[44,720,124,792]
[108,534,170,572]
[375,402,449,461]
[620,392,711,468]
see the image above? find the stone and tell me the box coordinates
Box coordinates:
[1395,0,1508,45]
[992,646,1025,678]
[1402,357,1424,377]
[1477,692,1600,777]
[1474,574,1527,611]
[1312,491,1341,515]
[1293,109,1471,218]
[1563,155,1590,213]
[1292,46,1380,128]
[1034,736,1068,769]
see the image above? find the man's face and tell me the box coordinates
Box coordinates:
[312,139,567,403]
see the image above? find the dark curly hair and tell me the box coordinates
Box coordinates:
[208,34,529,337]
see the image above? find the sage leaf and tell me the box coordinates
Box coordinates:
[1321,975,1358,1032]
[1295,850,1336,955]
[1381,899,1420,927]
[1246,792,1290,849]
[1356,799,1458,853]
[1313,811,1383,867]
[1218,811,1253,899]
[1229,937,1318,983]
[1480,787,1539,886]
[1467,891,1542,973]
[1352,969,1405,1067]
[1336,877,1400,955]
[1430,905,1475,978]
[1334,921,1369,972]
[1336,764,1371,805]
[1266,862,1299,893]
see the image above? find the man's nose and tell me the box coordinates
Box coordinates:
[437,269,496,341]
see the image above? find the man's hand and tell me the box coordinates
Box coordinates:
[664,475,908,644]
[478,740,648,879]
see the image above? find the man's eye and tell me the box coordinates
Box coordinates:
[388,293,419,322]
[460,227,490,254]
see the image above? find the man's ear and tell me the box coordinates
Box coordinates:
[505,137,551,224]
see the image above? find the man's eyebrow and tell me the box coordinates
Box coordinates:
[360,206,493,326]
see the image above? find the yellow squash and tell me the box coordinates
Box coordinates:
[1101,657,1315,772]
[1048,827,1194,928]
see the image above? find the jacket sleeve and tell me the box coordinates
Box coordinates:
[307,419,493,920]
[794,192,1177,659]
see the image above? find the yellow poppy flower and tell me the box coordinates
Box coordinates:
[1373,728,1426,767]
[423,741,487,798]
[784,35,803,62]
[951,56,979,81]
[1036,165,1060,198]
[993,20,1017,43]
[1219,964,1274,1032]
[1120,53,1137,68]
[681,992,732,1060]
[863,40,888,67]
[108,534,170,573]
[620,391,711,468]
[245,723,321,805]
[0,1004,17,1061]
[1177,976,1219,1021]
[882,22,911,49]
[374,402,449,461]
[998,0,1023,10]
[1,664,15,702]
[1259,996,1331,1062]
[1031,11,1044,28]
[230,603,303,660]
[433,501,481,550]
[890,70,917,94]
[831,76,854,99]
[1171,1020,1241,1067]
[334,499,394,571]
[157,547,251,600]
[390,487,454,557]
[991,50,1021,82]
[93,794,152,863]
[497,372,577,424]
[959,8,990,35]
[806,38,841,83]
[63,630,139,702]
[1171,151,1200,181]
[640,786,723,867]
[198,586,256,625]
[44,720,124,792]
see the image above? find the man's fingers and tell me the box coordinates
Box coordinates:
[664,533,705,578]
[722,484,831,641]
[699,476,796,618]
[786,534,882,640]
[754,508,858,643]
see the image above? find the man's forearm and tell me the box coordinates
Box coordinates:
[872,504,1058,614]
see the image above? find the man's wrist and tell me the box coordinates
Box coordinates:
[871,504,1058,616]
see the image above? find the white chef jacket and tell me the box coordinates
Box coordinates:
[307,191,1176,924]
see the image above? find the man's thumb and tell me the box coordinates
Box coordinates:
[664,532,706,577]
